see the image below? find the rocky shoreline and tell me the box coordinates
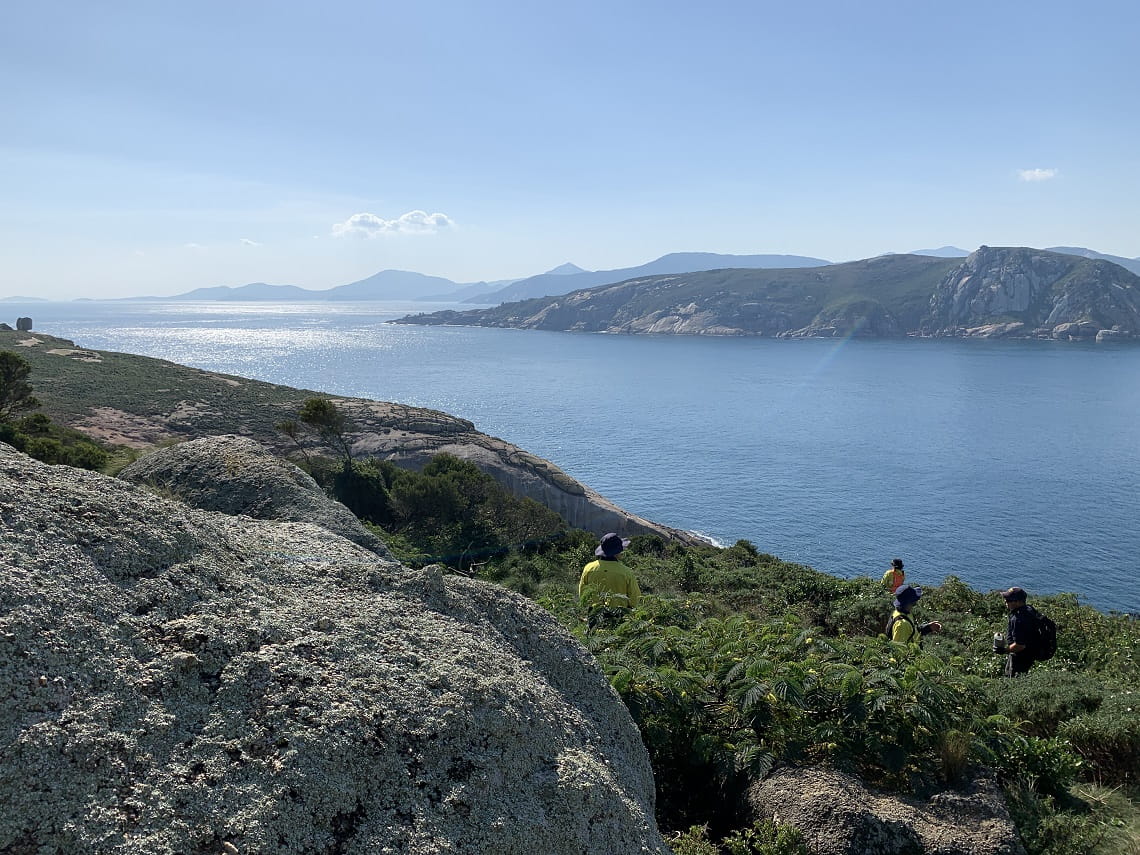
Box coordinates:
[0,329,701,545]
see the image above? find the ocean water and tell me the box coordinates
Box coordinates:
[9,300,1140,613]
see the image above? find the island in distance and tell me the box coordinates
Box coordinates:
[392,246,1140,342]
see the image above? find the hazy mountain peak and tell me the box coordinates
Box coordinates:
[909,246,970,258]
[1045,247,1140,276]
[545,262,589,275]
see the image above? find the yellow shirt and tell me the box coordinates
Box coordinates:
[578,558,640,609]
[888,609,920,645]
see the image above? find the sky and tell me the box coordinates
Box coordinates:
[2,0,1137,300]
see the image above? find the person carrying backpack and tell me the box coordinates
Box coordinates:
[886,584,942,646]
[994,587,1055,676]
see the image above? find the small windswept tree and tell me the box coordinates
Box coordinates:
[275,418,311,466]
[278,397,355,472]
[0,351,40,422]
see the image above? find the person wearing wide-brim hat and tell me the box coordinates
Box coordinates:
[578,533,640,623]
[881,558,905,594]
[886,584,942,646]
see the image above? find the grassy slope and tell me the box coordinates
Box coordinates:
[0,330,312,438]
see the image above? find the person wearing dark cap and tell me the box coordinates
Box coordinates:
[881,558,905,594]
[579,533,640,624]
[886,584,942,646]
[997,587,1037,676]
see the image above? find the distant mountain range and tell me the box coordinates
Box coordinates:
[909,246,970,258]
[96,245,1139,306]
[1043,247,1140,276]
[393,247,1140,342]
[464,252,834,304]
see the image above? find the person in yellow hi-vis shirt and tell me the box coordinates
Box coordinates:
[579,533,640,629]
[881,557,905,594]
[886,584,942,646]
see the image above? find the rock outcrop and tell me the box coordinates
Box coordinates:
[15,316,32,331]
[0,442,668,854]
[118,434,392,558]
[396,247,1140,342]
[926,246,1140,339]
[748,767,1024,855]
[0,331,700,545]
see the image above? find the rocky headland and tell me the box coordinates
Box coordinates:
[394,247,1140,342]
[0,329,699,545]
[0,438,669,854]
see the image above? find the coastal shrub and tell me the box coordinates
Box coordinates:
[722,539,761,567]
[997,734,1081,797]
[828,587,892,637]
[327,453,567,569]
[333,460,392,523]
[0,408,110,470]
[0,350,40,420]
[988,670,1106,738]
[669,825,721,855]
[327,473,1139,849]
[1005,787,1109,855]
[1058,697,1140,785]
[925,575,1001,617]
[721,821,808,855]
[669,822,808,855]
[0,357,110,470]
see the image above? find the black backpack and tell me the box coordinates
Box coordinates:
[1033,608,1058,660]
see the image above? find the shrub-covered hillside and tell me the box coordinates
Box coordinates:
[314,449,1139,855]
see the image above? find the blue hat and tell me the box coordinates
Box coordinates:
[595,533,630,558]
[894,584,923,609]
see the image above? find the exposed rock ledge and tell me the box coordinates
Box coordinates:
[0,331,698,545]
[748,767,1024,855]
[0,441,668,854]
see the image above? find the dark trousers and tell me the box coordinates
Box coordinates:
[1005,653,1034,677]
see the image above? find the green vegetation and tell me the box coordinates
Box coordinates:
[0,350,109,470]
[396,254,962,335]
[0,350,40,419]
[0,330,318,442]
[4,340,1136,852]
[307,452,568,574]
[279,397,356,471]
[305,448,1139,854]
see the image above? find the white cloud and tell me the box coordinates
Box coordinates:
[240,238,261,246]
[184,242,203,250]
[1018,168,1058,182]
[332,210,455,238]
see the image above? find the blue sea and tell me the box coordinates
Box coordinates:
[8,300,1139,613]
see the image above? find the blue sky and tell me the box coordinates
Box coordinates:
[2,0,1136,299]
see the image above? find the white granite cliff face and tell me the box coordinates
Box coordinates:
[926,246,1140,338]
[0,442,668,855]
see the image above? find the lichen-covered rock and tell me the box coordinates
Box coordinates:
[747,767,1024,855]
[0,443,667,854]
[118,434,391,558]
